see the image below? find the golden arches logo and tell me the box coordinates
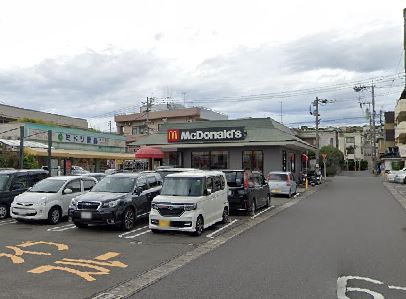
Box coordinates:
[167,129,180,142]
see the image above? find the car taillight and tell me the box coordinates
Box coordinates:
[244,172,249,190]
[286,176,291,186]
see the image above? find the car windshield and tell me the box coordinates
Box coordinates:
[0,175,10,191]
[269,173,288,181]
[30,179,66,193]
[91,176,135,193]
[161,177,204,197]
[224,171,244,187]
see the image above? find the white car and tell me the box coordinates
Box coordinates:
[10,176,97,224]
[149,171,229,236]
[267,171,297,197]
[387,168,406,182]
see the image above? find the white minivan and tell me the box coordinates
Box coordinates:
[149,171,229,236]
[10,176,97,224]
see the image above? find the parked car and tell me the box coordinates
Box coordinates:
[268,171,297,197]
[156,168,196,180]
[70,166,89,175]
[0,169,48,219]
[394,172,406,184]
[10,176,97,224]
[223,170,270,216]
[149,171,229,236]
[387,168,406,182]
[80,173,106,182]
[69,172,162,230]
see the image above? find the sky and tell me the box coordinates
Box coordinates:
[0,0,405,131]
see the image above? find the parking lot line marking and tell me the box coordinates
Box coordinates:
[124,230,151,239]
[53,226,77,232]
[47,224,76,232]
[206,219,238,239]
[118,225,149,238]
[0,220,17,226]
[388,285,406,291]
[251,206,274,219]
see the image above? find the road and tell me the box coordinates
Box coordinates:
[134,173,406,299]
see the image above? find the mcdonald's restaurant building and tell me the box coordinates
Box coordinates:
[130,118,315,176]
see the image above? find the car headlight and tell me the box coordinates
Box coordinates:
[184,203,197,211]
[70,198,78,208]
[39,196,47,206]
[102,199,121,208]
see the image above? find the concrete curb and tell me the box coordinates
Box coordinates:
[383,182,406,210]
[91,186,320,299]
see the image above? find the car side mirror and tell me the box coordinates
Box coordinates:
[64,188,72,194]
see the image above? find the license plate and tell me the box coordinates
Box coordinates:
[272,189,281,193]
[159,219,170,228]
[81,212,92,219]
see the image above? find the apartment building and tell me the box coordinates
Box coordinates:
[395,90,406,158]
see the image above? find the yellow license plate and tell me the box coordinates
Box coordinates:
[272,189,281,193]
[159,220,170,228]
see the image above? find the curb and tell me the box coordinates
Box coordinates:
[383,182,406,210]
[91,186,319,299]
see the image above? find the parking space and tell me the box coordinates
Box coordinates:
[0,203,277,299]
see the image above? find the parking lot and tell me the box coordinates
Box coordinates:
[0,189,306,299]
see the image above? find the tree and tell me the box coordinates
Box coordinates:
[319,145,344,176]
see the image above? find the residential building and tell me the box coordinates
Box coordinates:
[0,103,88,129]
[114,104,228,150]
[293,127,339,148]
[395,90,406,158]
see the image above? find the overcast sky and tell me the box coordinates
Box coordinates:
[0,0,405,131]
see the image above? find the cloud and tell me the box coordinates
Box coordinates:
[0,23,403,131]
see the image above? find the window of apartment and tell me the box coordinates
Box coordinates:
[242,150,263,172]
[346,146,355,154]
[117,126,124,134]
[330,138,334,146]
[346,137,355,143]
[132,125,147,135]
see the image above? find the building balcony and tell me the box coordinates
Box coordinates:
[395,98,406,123]
[396,121,406,143]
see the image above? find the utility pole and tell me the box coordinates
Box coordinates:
[47,130,52,176]
[143,97,154,135]
[310,97,333,170]
[19,126,24,169]
[108,120,112,133]
[354,83,377,172]
[280,101,283,124]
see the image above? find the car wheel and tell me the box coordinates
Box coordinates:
[74,222,88,228]
[48,207,61,225]
[0,204,8,219]
[221,207,230,224]
[194,216,204,236]
[250,201,256,216]
[121,207,136,231]
[265,194,271,207]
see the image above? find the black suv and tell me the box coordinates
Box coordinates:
[69,172,162,230]
[0,169,48,219]
[223,170,271,216]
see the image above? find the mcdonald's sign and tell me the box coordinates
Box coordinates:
[167,129,180,142]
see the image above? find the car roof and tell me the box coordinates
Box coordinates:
[45,176,84,180]
[109,173,141,178]
[0,169,48,175]
[269,171,291,175]
[166,170,225,178]
[158,168,196,172]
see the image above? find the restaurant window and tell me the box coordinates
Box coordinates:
[191,152,210,170]
[210,151,229,169]
[242,150,263,172]
[191,151,229,170]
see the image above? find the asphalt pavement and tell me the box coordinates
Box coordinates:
[133,173,406,299]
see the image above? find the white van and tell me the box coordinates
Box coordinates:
[149,171,229,236]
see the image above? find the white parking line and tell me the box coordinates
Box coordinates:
[0,219,17,226]
[47,224,76,232]
[206,219,238,239]
[124,229,151,239]
[118,225,149,238]
[251,206,274,219]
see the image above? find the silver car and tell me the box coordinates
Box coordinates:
[267,171,297,198]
